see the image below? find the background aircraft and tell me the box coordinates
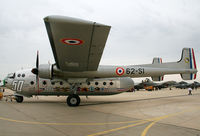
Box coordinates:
[134,78,177,91]
[174,81,189,89]
[2,15,198,106]
[174,81,200,89]
[134,78,157,91]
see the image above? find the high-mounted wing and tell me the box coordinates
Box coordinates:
[44,15,111,72]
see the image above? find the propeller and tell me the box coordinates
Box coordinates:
[31,51,40,95]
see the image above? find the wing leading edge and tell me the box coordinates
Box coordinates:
[44,15,111,72]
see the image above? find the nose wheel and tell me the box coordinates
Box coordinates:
[15,95,24,103]
[67,94,80,106]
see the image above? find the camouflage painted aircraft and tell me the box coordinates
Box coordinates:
[2,16,198,106]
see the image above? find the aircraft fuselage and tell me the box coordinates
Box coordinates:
[4,69,134,97]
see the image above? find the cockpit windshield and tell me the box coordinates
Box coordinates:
[7,73,15,79]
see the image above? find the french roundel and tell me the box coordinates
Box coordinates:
[61,38,83,45]
[116,67,125,76]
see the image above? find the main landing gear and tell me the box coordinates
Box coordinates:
[67,83,81,107]
[15,95,24,103]
[67,94,80,106]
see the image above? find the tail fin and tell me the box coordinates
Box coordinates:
[179,48,197,80]
[151,57,164,81]
[135,48,197,81]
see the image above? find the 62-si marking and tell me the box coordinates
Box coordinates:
[126,68,144,75]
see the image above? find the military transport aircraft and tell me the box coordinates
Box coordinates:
[2,15,197,106]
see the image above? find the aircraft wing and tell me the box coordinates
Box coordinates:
[44,15,111,72]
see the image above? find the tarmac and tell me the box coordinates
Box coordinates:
[0,88,200,136]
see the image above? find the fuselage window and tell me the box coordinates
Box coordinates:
[103,82,106,85]
[30,81,34,85]
[60,81,63,85]
[95,82,98,85]
[110,82,113,85]
[17,74,21,77]
[22,74,25,77]
[43,81,47,85]
[87,82,90,85]
[51,82,55,85]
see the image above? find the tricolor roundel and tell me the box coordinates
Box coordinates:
[184,57,190,63]
[116,67,125,76]
[61,38,83,45]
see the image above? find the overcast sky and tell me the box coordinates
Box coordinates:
[0,0,200,82]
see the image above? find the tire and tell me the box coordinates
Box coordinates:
[15,96,23,103]
[67,95,80,107]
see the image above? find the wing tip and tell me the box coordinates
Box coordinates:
[43,15,111,28]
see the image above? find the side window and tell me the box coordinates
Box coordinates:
[22,74,25,78]
[17,74,21,77]
[30,81,34,85]
[43,80,47,85]
[110,82,114,85]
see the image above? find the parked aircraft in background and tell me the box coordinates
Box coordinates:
[174,81,200,89]
[134,78,177,91]
[159,81,178,89]
[2,15,197,106]
[134,78,157,91]
[191,81,200,89]
[174,81,189,89]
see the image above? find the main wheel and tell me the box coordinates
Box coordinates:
[67,95,80,107]
[15,96,23,103]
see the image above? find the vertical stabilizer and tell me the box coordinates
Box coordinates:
[179,48,197,80]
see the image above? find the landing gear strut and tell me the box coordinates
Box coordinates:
[66,83,81,107]
[15,96,24,103]
[67,94,80,106]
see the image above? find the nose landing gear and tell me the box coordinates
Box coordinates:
[15,95,24,103]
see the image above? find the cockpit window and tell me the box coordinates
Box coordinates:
[7,73,15,79]
[17,74,21,77]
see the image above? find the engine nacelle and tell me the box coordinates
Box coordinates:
[38,64,52,79]
[119,77,134,89]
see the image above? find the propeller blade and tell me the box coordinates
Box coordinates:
[36,74,39,95]
[31,50,40,95]
[36,50,39,69]
[36,51,39,94]
[31,50,39,75]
